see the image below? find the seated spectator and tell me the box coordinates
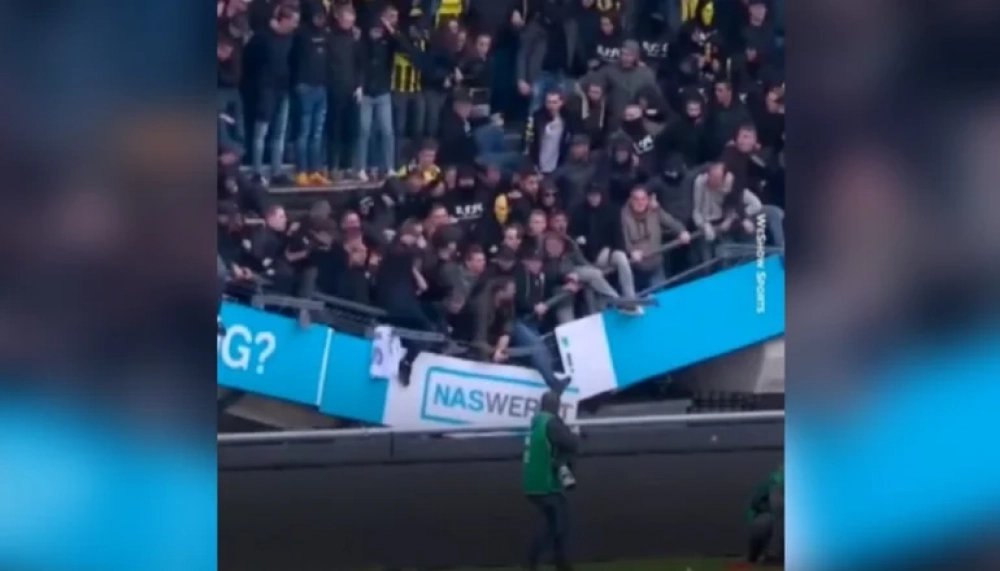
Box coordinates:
[541,231,632,323]
[569,184,637,302]
[396,140,443,185]
[621,185,690,290]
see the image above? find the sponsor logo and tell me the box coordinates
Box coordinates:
[420,366,578,426]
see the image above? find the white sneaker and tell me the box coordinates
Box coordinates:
[618,304,645,316]
[356,170,369,183]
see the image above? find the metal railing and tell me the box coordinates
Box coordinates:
[217,410,785,444]
[226,238,783,365]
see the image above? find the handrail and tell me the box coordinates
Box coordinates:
[217,410,784,444]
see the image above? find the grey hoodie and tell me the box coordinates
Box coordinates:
[692,171,762,233]
[621,205,686,271]
[586,59,660,130]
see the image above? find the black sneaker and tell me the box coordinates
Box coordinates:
[271,173,294,187]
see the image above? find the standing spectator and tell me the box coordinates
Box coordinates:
[217,34,245,149]
[248,5,299,186]
[423,25,463,143]
[598,138,644,206]
[522,209,550,255]
[438,90,477,166]
[292,4,333,186]
[494,168,544,229]
[356,6,399,182]
[707,78,753,157]
[517,0,580,114]
[326,4,362,181]
[390,6,430,165]
[567,81,611,150]
[459,33,496,118]
[656,93,710,167]
[524,91,576,177]
[552,134,598,210]
[587,40,660,131]
[621,185,690,290]
[569,184,637,301]
[589,14,621,70]
[614,102,657,172]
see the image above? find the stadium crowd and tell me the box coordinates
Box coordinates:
[216,0,786,384]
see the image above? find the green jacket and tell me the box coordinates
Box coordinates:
[747,468,784,521]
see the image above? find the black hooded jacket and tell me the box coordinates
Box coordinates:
[568,191,625,261]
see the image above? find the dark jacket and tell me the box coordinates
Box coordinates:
[250,28,295,89]
[516,15,581,83]
[292,22,329,86]
[438,110,477,165]
[327,25,362,93]
[568,195,624,261]
[470,294,515,356]
[524,109,578,170]
[514,264,548,318]
[552,155,598,210]
[657,113,711,167]
[218,47,243,89]
[359,32,394,97]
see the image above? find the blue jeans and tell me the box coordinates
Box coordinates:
[252,92,290,176]
[294,84,327,173]
[217,88,245,148]
[512,321,563,392]
[760,205,786,248]
[530,72,572,115]
[474,124,522,174]
[356,94,394,172]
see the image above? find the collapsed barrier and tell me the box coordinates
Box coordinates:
[218,238,785,427]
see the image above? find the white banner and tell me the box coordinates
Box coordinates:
[554,314,619,399]
[381,353,580,429]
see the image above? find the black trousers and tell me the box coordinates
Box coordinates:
[528,493,573,571]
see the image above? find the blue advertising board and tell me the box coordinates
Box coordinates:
[218,256,786,424]
[604,255,785,386]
